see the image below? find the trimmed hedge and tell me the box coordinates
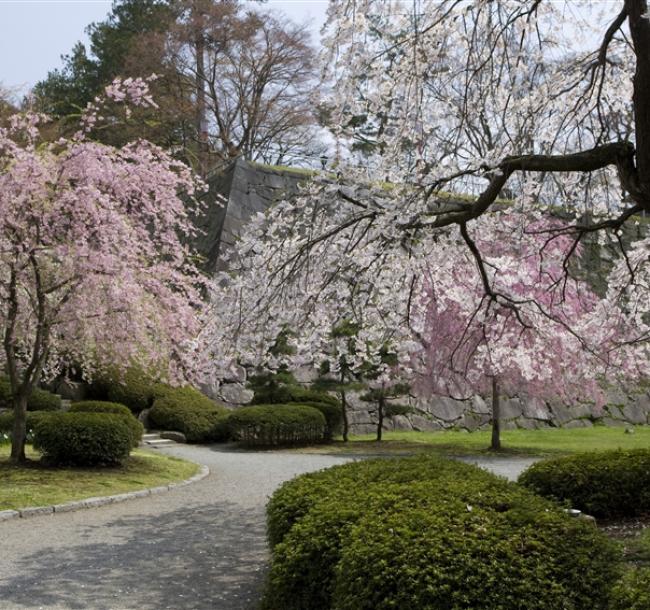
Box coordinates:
[33,412,133,466]
[251,383,342,437]
[0,377,61,411]
[263,455,619,610]
[229,404,327,447]
[610,568,650,610]
[518,449,650,519]
[148,386,228,443]
[69,401,144,448]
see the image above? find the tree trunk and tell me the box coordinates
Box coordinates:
[10,393,28,463]
[490,377,501,451]
[376,394,384,442]
[341,388,349,443]
[194,7,208,177]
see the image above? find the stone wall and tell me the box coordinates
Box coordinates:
[344,388,650,435]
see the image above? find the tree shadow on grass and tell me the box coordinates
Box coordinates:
[0,502,268,610]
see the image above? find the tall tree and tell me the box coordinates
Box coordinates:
[0,79,211,463]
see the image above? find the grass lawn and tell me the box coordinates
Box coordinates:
[290,426,650,458]
[0,444,199,511]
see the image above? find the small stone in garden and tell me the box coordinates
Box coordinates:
[625,427,635,434]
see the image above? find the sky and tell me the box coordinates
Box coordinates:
[0,0,329,98]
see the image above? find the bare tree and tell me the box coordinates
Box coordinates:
[170,1,324,167]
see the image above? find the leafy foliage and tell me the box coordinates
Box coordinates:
[0,377,61,412]
[69,400,144,447]
[264,454,618,610]
[518,449,650,519]
[33,412,133,466]
[228,404,326,447]
[148,386,228,443]
[88,366,160,414]
[610,568,650,610]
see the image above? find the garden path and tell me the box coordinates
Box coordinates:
[0,445,534,610]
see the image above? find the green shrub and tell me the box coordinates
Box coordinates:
[86,366,158,413]
[263,455,619,610]
[610,568,650,610]
[228,404,326,447]
[33,412,133,466]
[250,381,341,437]
[518,449,650,519]
[148,386,228,443]
[0,411,51,437]
[0,377,61,411]
[296,401,342,438]
[69,401,144,447]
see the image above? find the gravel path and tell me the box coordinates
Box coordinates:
[0,446,535,610]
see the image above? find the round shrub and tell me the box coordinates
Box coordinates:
[148,386,228,443]
[69,401,144,448]
[263,455,619,610]
[518,449,650,519]
[610,568,650,610]
[33,412,133,466]
[228,404,326,447]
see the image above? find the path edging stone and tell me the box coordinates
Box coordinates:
[3,464,209,521]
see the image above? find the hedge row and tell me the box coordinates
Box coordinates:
[228,404,327,447]
[264,455,619,610]
[518,449,650,519]
[33,412,133,466]
[87,366,158,413]
[69,401,144,448]
[148,386,228,443]
[0,377,61,412]
[251,382,342,438]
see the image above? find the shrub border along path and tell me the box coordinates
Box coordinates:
[0,462,209,522]
[0,445,536,610]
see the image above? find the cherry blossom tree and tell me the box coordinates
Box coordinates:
[0,78,210,463]
[410,212,645,450]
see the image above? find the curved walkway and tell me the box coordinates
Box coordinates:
[0,446,535,610]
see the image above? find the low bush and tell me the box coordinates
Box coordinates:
[148,386,228,443]
[263,454,619,610]
[0,377,61,411]
[251,382,342,437]
[229,404,326,447]
[69,401,144,448]
[0,411,51,437]
[87,366,158,413]
[33,412,133,466]
[610,568,650,610]
[518,449,650,519]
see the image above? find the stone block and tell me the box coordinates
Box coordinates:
[55,379,87,402]
[349,423,376,435]
[602,417,627,427]
[605,405,624,420]
[548,403,574,424]
[218,383,254,405]
[521,398,552,421]
[469,395,490,415]
[160,431,187,443]
[622,394,650,424]
[409,414,443,431]
[422,397,465,422]
[0,510,18,522]
[458,413,490,431]
[500,398,524,420]
[563,419,593,429]
[513,417,538,430]
[222,364,246,384]
[390,415,413,431]
[19,506,54,518]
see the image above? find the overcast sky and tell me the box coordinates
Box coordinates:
[0,0,329,98]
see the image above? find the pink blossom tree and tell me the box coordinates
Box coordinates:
[410,212,646,450]
[0,79,210,463]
